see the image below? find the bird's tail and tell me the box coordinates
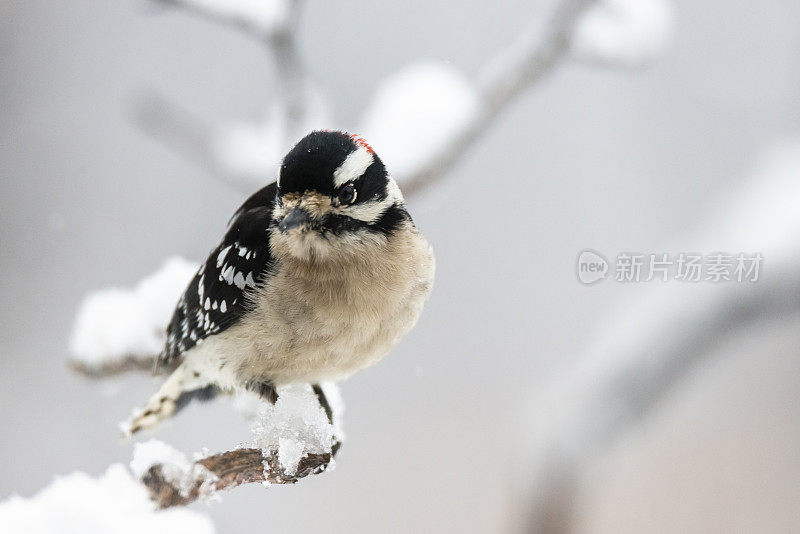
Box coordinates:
[124,361,218,436]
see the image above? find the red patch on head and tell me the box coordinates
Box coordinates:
[349,134,374,154]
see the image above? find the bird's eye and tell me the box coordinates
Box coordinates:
[338,183,357,205]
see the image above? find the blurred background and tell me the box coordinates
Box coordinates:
[1,0,799,532]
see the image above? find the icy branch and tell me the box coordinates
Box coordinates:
[131,385,343,508]
[140,447,332,508]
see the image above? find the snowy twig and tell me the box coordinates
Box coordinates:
[132,385,344,508]
[0,464,215,532]
[268,0,308,141]
[142,447,332,508]
[399,0,595,197]
[138,0,310,185]
[151,0,294,41]
[133,92,220,180]
[136,0,607,195]
[68,356,156,378]
[67,257,198,378]
[136,0,674,196]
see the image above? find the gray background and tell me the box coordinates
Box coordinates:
[1,0,799,532]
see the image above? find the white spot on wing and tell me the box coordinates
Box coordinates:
[197,274,205,303]
[217,245,232,268]
[204,297,211,310]
[222,265,235,284]
[245,272,256,288]
[233,271,246,289]
[220,300,227,313]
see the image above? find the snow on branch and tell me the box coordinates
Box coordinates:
[88,0,669,375]
[65,0,676,519]
[391,0,671,196]
[152,0,293,40]
[139,446,331,508]
[68,261,345,507]
[135,0,673,194]
[131,385,343,508]
[0,464,215,534]
[395,0,598,194]
[138,0,323,188]
[68,257,198,377]
[571,0,674,66]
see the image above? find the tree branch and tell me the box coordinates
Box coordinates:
[136,0,599,196]
[269,0,308,141]
[68,355,156,378]
[152,0,293,41]
[142,447,333,508]
[139,0,309,187]
[400,0,596,197]
[133,92,217,175]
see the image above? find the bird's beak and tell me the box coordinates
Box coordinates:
[278,206,311,233]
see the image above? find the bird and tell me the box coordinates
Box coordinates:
[127,130,435,434]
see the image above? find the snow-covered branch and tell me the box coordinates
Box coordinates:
[87,0,674,377]
[68,256,198,376]
[130,384,343,507]
[67,0,678,521]
[152,0,293,41]
[136,0,673,194]
[138,0,322,188]
[393,0,673,196]
[0,464,215,534]
[397,0,595,197]
[140,446,332,508]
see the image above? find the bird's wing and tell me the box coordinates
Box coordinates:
[158,182,278,369]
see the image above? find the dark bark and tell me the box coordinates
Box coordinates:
[141,447,334,508]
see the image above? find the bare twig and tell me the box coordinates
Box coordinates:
[136,0,598,195]
[133,92,219,173]
[152,0,292,41]
[142,447,333,508]
[68,355,157,378]
[138,0,309,186]
[269,0,308,141]
[400,0,596,197]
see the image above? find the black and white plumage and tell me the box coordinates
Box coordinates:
[160,184,277,367]
[128,131,435,434]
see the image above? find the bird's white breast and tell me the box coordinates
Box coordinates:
[213,225,434,385]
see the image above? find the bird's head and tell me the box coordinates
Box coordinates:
[270,130,408,262]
